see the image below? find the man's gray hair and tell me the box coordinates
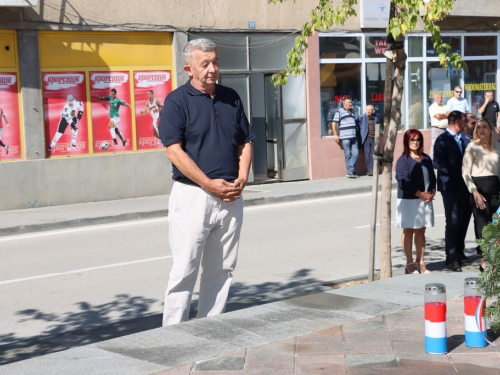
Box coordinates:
[184,38,218,64]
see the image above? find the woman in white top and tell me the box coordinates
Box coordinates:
[462,118,500,272]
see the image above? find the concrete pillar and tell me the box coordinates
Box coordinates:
[173,32,189,88]
[17,30,45,160]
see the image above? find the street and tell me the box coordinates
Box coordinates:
[0,190,476,361]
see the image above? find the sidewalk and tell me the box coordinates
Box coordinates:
[0,175,391,236]
[1,273,498,375]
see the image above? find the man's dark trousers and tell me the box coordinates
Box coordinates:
[441,189,472,265]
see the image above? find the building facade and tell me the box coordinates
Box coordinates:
[0,0,499,210]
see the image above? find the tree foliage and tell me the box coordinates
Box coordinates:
[268,0,466,85]
[477,215,500,333]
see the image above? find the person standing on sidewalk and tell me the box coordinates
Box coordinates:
[358,105,378,176]
[428,93,449,159]
[477,91,500,138]
[332,97,359,178]
[159,38,256,326]
[433,111,471,272]
[447,86,469,114]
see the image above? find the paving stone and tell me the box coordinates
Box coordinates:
[453,364,500,374]
[0,346,168,375]
[296,354,346,375]
[345,353,398,368]
[244,339,295,370]
[449,352,500,369]
[297,340,393,355]
[295,326,343,344]
[344,329,424,343]
[152,364,193,375]
[383,306,424,331]
[392,341,452,363]
[194,357,245,371]
[448,340,500,354]
[342,316,386,332]
[219,349,247,358]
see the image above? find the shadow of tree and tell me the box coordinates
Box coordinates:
[0,269,326,366]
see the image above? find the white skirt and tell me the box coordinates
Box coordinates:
[395,198,434,229]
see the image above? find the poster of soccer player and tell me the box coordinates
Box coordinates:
[0,73,22,160]
[133,71,172,150]
[42,72,89,157]
[90,71,133,154]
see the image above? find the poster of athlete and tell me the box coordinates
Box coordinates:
[42,72,89,157]
[133,71,172,150]
[90,71,133,154]
[0,73,22,160]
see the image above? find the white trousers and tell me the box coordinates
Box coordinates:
[162,182,243,326]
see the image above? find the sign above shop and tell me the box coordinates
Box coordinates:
[0,0,38,6]
[359,0,390,29]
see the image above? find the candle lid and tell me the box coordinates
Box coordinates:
[425,283,446,294]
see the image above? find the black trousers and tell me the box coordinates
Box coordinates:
[470,176,500,254]
[442,190,472,265]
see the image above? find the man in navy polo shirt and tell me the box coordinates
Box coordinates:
[159,38,256,326]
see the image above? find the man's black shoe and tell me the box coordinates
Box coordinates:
[448,261,462,272]
[460,254,471,264]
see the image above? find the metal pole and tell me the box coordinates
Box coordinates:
[368,123,381,282]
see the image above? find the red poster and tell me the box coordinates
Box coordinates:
[89,71,133,153]
[42,72,89,157]
[133,71,172,150]
[0,73,22,160]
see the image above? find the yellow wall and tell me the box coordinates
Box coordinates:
[0,30,18,70]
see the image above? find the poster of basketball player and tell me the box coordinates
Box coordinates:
[90,71,133,154]
[0,72,22,160]
[42,72,89,157]
[133,71,172,150]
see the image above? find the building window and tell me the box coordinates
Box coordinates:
[319,36,361,59]
[465,36,497,57]
[465,60,497,115]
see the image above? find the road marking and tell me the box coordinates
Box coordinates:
[0,192,377,242]
[0,255,173,285]
[354,213,445,229]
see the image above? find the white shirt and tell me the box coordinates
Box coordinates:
[447,97,469,114]
[428,102,448,129]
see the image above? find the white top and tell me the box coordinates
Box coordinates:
[447,97,469,113]
[462,141,500,193]
[148,98,160,120]
[60,100,84,121]
[428,102,448,129]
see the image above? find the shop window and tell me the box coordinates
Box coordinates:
[320,63,361,137]
[249,35,295,70]
[465,36,497,57]
[365,36,388,58]
[426,61,461,113]
[464,60,497,115]
[319,37,361,59]
[365,62,386,131]
[408,37,423,58]
[408,62,424,129]
[426,36,461,57]
[219,75,250,117]
[191,33,248,71]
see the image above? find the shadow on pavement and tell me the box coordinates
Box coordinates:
[0,269,326,366]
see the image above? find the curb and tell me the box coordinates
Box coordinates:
[0,183,396,237]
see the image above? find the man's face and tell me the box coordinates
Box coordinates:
[68,100,74,108]
[466,116,478,135]
[456,115,466,132]
[185,49,219,89]
[147,91,153,100]
[366,107,375,116]
[485,92,493,102]
[110,91,116,99]
[454,88,462,99]
[435,95,443,105]
[343,100,353,111]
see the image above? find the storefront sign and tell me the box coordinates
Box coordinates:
[429,83,497,98]
[90,71,133,154]
[133,71,172,150]
[0,73,21,160]
[43,72,89,156]
[360,0,390,28]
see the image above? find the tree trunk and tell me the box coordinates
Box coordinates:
[379,43,407,280]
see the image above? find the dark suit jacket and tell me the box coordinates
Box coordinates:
[433,131,470,193]
[358,113,379,145]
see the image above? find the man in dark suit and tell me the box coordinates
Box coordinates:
[358,105,379,176]
[433,110,472,272]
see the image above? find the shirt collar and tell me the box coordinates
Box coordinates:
[185,80,218,97]
[446,127,461,139]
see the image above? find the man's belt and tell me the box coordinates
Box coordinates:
[176,177,200,187]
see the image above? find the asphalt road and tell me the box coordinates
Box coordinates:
[0,190,476,362]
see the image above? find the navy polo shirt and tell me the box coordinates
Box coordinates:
[159,80,256,181]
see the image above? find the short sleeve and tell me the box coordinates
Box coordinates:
[158,96,187,147]
[333,111,340,123]
[237,98,256,145]
[103,96,111,100]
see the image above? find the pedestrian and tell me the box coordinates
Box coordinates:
[332,97,359,178]
[462,118,500,272]
[446,86,469,114]
[158,38,256,326]
[395,129,436,274]
[358,105,378,176]
[463,113,478,141]
[428,93,449,159]
[433,110,472,272]
[477,91,500,138]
